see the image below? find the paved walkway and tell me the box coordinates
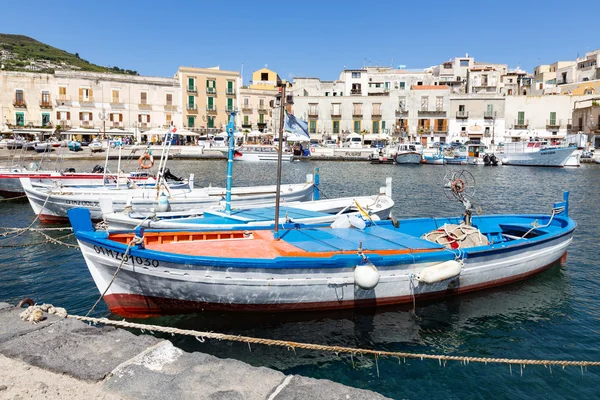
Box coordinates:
[0,302,388,400]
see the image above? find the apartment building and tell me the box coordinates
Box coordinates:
[239,68,279,132]
[176,66,240,134]
[54,70,180,138]
[0,71,56,138]
[501,68,532,96]
[571,97,600,147]
[447,94,505,146]
[432,55,474,92]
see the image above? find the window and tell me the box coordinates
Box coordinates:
[15,112,24,126]
[58,87,67,100]
[382,121,386,132]
[206,79,216,93]
[372,121,379,134]
[166,93,173,105]
[460,59,469,67]
[79,88,92,101]
[399,96,406,110]
[417,82,423,86]
[207,97,214,110]
[41,91,50,105]
[56,111,70,121]
[353,103,362,115]
[385,82,390,90]
[508,78,513,83]
[309,120,317,134]
[259,99,265,109]
[227,80,234,94]
[351,72,361,78]
[258,113,264,124]
[15,90,24,105]
[188,116,195,128]
[325,92,330,96]
[79,112,92,121]
[518,111,525,125]
[421,97,429,111]
[166,114,172,123]
[138,114,150,124]
[227,98,234,112]
[331,103,341,116]
[333,121,340,134]
[140,92,147,104]
[372,103,381,115]
[399,82,406,90]
[111,90,120,103]
[443,62,452,69]
[188,95,195,108]
[485,127,490,135]
[309,104,318,116]
[243,97,249,107]
[436,119,445,132]
[109,113,123,122]
[42,113,50,126]
[207,116,215,128]
[261,72,269,81]
[549,111,556,125]
[353,120,361,132]
[243,115,249,125]
[436,96,443,111]
[188,78,195,91]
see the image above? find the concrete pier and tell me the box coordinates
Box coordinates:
[0,303,388,400]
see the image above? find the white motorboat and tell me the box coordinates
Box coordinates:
[393,144,422,164]
[89,140,103,153]
[501,141,577,167]
[34,142,54,153]
[233,145,294,162]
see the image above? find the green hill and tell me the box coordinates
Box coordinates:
[0,34,138,75]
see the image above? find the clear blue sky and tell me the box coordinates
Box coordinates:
[2,0,595,82]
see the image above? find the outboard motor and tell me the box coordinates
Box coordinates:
[483,154,490,166]
[490,154,498,166]
[91,165,104,174]
[162,168,183,182]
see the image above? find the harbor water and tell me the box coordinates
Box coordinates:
[1,158,600,399]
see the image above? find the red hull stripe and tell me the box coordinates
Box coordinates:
[103,253,564,318]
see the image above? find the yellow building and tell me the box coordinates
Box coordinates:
[176,66,239,133]
[249,68,281,90]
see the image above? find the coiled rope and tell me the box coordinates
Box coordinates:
[67,314,600,369]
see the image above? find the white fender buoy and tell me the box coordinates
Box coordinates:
[416,260,462,284]
[157,194,170,212]
[354,263,380,290]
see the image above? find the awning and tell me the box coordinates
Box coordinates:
[105,128,135,136]
[63,128,100,134]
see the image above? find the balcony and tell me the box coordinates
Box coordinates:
[186,104,198,111]
[242,123,252,129]
[419,109,446,117]
[330,110,341,118]
[112,122,123,128]
[138,103,152,110]
[13,99,27,108]
[79,96,94,104]
[257,105,268,112]
[308,109,319,118]
[546,119,561,129]
[395,108,408,117]
[57,120,72,128]
[226,89,235,95]
[484,111,496,119]
[40,101,53,108]
[371,110,382,118]
[433,128,448,135]
[187,85,197,92]
[350,89,362,95]
[55,95,72,106]
[514,119,529,129]
[164,104,177,112]
[206,106,217,113]
[140,122,150,129]
[242,105,253,112]
[352,110,363,117]
[225,107,234,113]
[111,99,125,109]
[206,87,216,95]
[80,120,93,127]
[456,111,468,119]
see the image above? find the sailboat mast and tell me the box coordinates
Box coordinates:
[274,85,286,235]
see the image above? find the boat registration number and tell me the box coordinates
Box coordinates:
[93,245,159,267]
[66,200,100,207]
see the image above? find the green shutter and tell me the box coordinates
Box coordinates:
[550,112,556,125]
[310,121,316,134]
[244,116,248,125]
[518,111,525,125]
[354,121,360,132]
[228,81,233,92]
[208,97,214,109]
[333,121,339,134]
[188,95,194,107]
[188,78,194,89]
[16,112,24,126]
[207,117,214,128]
[382,121,386,131]
[259,114,264,123]
[373,121,379,134]
[227,98,233,110]
[188,116,194,127]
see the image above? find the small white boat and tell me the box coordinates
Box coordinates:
[34,142,54,153]
[393,144,422,164]
[233,145,293,162]
[501,141,577,167]
[89,140,103,153]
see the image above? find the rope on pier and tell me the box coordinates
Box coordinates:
[68,314,600,369]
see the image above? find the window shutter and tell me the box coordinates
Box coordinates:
[56,111,60,119]
[138,114,142,123]
[67,112,71,120]
[110,114,114,122]
[147,115,151,123]
[89,112,93,120]
[89,89,93,98]
[79,112,83,120]
[119,114,123,122]
[79,88,83,97]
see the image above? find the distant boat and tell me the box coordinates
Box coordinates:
[68,141,82,152]
[393,144,422,164]
[233,145,293,162]
[34,142,54,153]
[501,141,576,167]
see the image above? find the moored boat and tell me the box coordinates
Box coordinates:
[233,145,293,162]
[501,141,576,167]
[68,187,575,317]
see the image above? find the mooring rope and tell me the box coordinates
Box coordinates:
[0,191,52,241]
[0,195,28,201]
[0,232,77,249]
[66,314,600,369]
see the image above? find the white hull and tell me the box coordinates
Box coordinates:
[394,152,422,164]
[501,147,576,167]
[234,153,294,162]
[77,230,573,314]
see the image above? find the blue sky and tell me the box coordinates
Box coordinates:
[1,0,595,82]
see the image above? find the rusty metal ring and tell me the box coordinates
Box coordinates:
[452,179,466,193]
[16,298,34,308]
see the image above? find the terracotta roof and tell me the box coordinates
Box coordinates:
[411,85,450,90]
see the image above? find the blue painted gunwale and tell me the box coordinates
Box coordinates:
[68,208,576,271]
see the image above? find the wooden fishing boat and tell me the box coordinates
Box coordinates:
[68,191,575,317]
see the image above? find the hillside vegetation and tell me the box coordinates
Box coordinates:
[0,34,137,75]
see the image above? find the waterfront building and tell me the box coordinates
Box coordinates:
[0,70,56,139]
[175,66,240,134]
[54,70,180,140]
[447,94,505,147]
[571,97,600,147]
[239,68,280,133]
[432,55,474,93]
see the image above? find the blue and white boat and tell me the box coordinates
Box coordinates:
[68,191,575,317]
[68,140,82,152]
[501,141,577,167]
